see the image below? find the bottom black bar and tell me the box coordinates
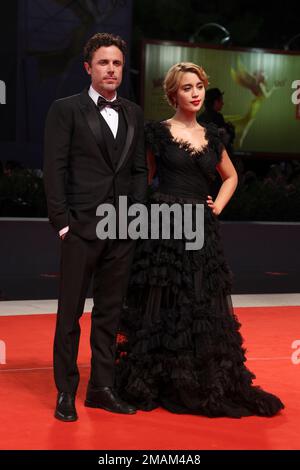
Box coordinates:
[0,450,299,465]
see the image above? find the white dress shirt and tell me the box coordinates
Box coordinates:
[88,85,119,138]
[59,85,119,238]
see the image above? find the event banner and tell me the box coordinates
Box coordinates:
[142,41,300,155]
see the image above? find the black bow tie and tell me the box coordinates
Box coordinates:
[97,96,121,111]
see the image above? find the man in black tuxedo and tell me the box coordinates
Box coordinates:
[43,33,147,421]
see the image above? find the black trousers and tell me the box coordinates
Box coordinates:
[53,231,135,394]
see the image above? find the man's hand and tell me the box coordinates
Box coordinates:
[59,226,69,240]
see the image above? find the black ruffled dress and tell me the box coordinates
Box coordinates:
[116,121,284,418]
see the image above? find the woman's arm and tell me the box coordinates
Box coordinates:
[207,148,238,215]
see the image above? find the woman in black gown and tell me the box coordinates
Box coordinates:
[117,62,284,418]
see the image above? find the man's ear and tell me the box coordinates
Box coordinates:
[84,61,91,75]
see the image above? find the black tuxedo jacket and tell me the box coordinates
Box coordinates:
[43,89,148,240]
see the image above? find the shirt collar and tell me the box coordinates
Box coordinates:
[89,85,117,106]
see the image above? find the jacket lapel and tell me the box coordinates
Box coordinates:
[79,90,137,173]
[115,98,136,173]
[78,89,114,170]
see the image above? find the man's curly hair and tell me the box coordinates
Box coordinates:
[83,32,127,65]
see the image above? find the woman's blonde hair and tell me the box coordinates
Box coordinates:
[163,62,209,108]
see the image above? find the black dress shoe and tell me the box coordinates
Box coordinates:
[54,392,78,422]
[85,386,136,414]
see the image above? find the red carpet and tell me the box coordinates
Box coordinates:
[0,307,299,450]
